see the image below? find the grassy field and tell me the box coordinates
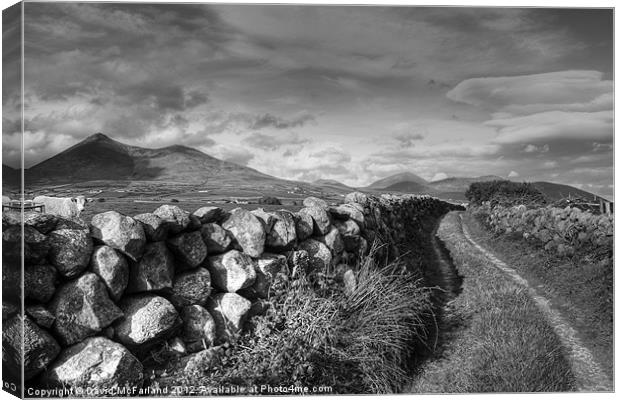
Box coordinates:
[407,212,575,393]
[463,211,613,379]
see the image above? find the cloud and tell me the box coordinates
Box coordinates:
[486,110,612,145]
[215,146,254,166]
[447,70,612,111]
[523,144,549,153]
[431,172,448,181]
[393,132,424,148]
[508,170,519,178]
[249,113,316,130]
[244,132,310,151]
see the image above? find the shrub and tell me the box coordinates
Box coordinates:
[465,180,547,207]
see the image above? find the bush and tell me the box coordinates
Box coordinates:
[465,180,547,207]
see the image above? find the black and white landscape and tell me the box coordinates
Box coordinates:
[1,3,614,397]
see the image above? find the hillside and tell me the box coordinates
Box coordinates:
[2,164,19,189]
[367,172,428,189]
[24,133,284,186]
[531,181,606,202]
[384,181,431,194]
[428,175,503,193]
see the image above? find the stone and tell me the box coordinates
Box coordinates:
[336,219,362,251]
[318,226,344,255]
[200,223,232,254]
[344,192,369,206]
[90,245,129,302]
[251,208,276,232]
[330,204,365,227]
[49,273,124,346]
[4,226,50,265]
[171,348,220,377]
[343,269,357,296]
[127,242,175,293]
[192,206,225,224]
[221,208,266,257]
[299,206,331,235]
[90,211,146,261]
[55,217,90,231]
[114,295,180,349]
[238,253,287,299]
[266,210,297,250]
[298,239,332,271]
[153,204,191,234]
[133,213,168,242]
[167,231,208,269]
[167,337,187,355]
[26,305,55,329]
[334,219,361,236]
[24,264,57,303]
[303,196,329,209]
[207,250,256,293]
[43,336,143,391]
[206,293,251,342]
[3,315,61,380]
[170,267,212,308]
[23,212,59,234]
[293,211,314,241]
[181,305,216,351]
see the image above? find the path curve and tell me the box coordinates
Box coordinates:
[456,213,612,392]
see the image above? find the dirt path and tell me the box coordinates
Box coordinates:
[456,213,612,391]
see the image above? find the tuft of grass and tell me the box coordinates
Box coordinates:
[334,244,433,393]
[408,212,575,393]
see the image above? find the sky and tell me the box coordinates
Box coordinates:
[2,3,614,199]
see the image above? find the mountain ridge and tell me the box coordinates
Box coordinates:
[24,133,280,185]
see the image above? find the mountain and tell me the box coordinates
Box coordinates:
[428,175,503,193]
[2,164,20,189]
[367,172,428,189]
[25,133,282,186]
[314,178,347,187]
[531,181,606,202]
[383,181,430,194]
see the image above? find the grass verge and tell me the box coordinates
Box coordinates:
[407,212,575,393]
[463,211,613,378]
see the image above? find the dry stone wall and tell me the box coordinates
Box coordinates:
[2,192,459,393]
[472,202,613,259]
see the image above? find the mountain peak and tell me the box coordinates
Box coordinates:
[84,132,113,142]
[368,171,428,189]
